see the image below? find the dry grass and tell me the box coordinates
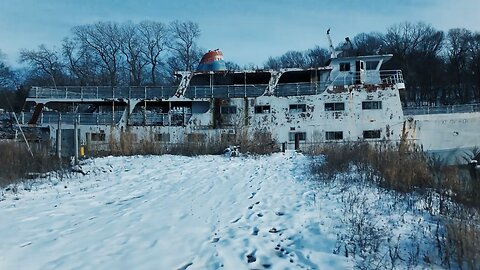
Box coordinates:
[0,141,68,187]
[444,220,480,270]
[310,142,480,268]
[310,141,480,207]
[310,142,434,192]
[85,130,279,157]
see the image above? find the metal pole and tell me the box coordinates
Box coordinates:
[57,113,62,158]
[74,115,79,164]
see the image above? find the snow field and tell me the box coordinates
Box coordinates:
[0,152,352,270]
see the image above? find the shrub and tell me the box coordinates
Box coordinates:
[444,220,480,270]
[0,141,69,187]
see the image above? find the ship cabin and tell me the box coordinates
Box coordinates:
[328,54,396,86]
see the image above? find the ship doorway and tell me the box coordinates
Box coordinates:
[355,60,365,85]
[60,129,76,157]
[294,133,300,150]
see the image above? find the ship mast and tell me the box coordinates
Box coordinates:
[326,28,337,59]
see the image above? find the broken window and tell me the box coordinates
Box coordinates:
[221,133,236,143]
[324,102,345,111]
[366,61,380,70]
[254,105,271,114]
[187,133,206,142]
[289,132,306,141]
[362,101,382,110]
[325,131,343,140]
[220,106,237,114]
[363,130,381,139]
[339,62,351,71]
[289,104,307,113]
[155,133,170,142]
[90,133,106,141]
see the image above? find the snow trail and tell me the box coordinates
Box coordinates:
[0,152,351,269]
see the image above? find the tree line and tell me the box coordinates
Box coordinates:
[265,22,480,106]
[1,20,480,111]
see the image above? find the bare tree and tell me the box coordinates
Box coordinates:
[138,21,168,85]
[62,37,102,86]
[168,20,202,71]
[353,32,385,55]
[0,50,14,89]
[279,50,308,68]
[73,22,122,86]
[264,56,281,70]
[384,22,444,104]
[469,33,480,101]
[445,28,472,101]
[306,46,329,68]
[225,61,240,70]
[19,45,64,87]
[120,22,148,86]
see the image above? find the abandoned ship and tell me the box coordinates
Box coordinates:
[17,39,480,162]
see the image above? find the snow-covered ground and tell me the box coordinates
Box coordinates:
[0,152,440,269]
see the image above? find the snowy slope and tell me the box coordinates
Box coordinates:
[0,152,354,270]
[0,152,444,270]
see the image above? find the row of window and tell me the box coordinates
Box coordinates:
[289,130,381,141]
[221,101,382,115]
[339,61,379,72]
[90,129,382,143]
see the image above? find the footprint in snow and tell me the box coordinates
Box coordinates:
[268,227,281,233]
[230,216,242,223]
[246,251,256,263]
[176,262,193,270]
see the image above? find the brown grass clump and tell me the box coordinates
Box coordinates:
[0,141,68,187]
[444,220,480,270]
[310,142,434,192]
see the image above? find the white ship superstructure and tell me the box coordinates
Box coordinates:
[18,50,480,162]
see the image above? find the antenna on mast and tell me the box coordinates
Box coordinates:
[326,28,337,59]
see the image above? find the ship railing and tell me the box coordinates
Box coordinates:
[380,70,404,85]
[184,84,266,98]
[28,86,178,100]
[273,82,328,96]
[403,103,480,115]
[19,112,124,125]
[128,112,192,126]
[329,70,404,86]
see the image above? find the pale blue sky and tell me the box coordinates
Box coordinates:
[1,0,479,66]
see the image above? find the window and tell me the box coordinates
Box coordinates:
[155,133,170,142]
[339,62,351,71]
[362,101,382,110]
[366,61,379,70]
[255,105,271,114]
[324,102,345,111]
[289,104,307,113]
[220,106,237,114]
[325,131,343,140]
[289,132,306,141]
[363,130,381,139]
[221,133,236,143]
[91,133,106,141]
[187,133,206,142]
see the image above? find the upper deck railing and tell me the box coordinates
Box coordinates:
[403,103,480,115]
[274,82,328,96]
[183,84,266,98]
[28,86,178,100]
[18,112,124,125]
[27,70,405,101]
[330,70,404,86]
